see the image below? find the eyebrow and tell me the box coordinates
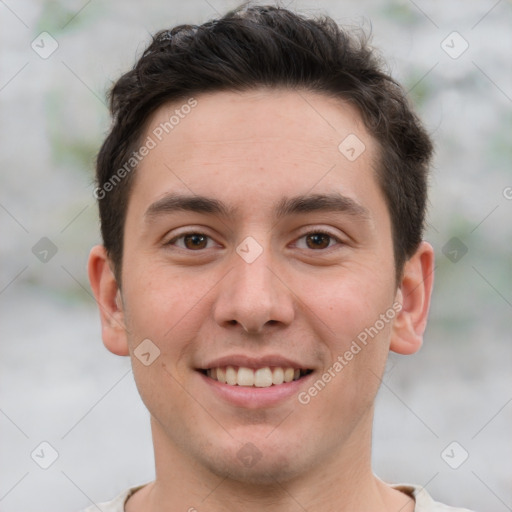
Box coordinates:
[144,192,370,222]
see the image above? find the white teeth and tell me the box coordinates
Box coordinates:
[237,367,255,386]
[206,366,309,387]
[272,367,284,385]
[254,367,273,387]
[216,367,226,384]
[226,366,237,385]
[283,368,295,383]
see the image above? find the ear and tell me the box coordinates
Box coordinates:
[390,241,435,355]
[87,245,129,356]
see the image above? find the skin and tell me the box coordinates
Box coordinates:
[88,89,434,512]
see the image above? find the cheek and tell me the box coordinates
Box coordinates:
[122,262,203,337]
[311,266,395,346]
[121,267,208,423]
[301,291,393,431]
[121,262,220,384]
[301,266,395,408]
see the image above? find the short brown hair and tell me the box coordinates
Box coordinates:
[95,4,433,284]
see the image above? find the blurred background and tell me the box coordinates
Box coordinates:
[1,0,511,510]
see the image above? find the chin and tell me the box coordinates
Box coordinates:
[207,456,304,485]
[197,439,309,485]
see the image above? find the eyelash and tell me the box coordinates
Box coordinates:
[166,229,344,251]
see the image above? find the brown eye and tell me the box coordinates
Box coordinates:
[305,232,332,249]
[183,233,208,250]
[167,232,214,250]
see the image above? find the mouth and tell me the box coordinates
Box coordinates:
[198,366,314,388]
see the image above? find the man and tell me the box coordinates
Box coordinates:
[87,4,474,511]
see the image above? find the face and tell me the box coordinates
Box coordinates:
[90,88,432,484]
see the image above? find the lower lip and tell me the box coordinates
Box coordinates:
[198,371,314,408]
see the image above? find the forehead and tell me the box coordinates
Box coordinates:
[130,88,383,220]
[146,88,370,160]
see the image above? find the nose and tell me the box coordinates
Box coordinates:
[212,243,295,334]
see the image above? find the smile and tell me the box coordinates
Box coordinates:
[200,366,313,388]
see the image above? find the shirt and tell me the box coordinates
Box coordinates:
[80,483,476,511]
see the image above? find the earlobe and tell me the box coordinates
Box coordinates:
[390,241,435,355]
[87,245,130,356]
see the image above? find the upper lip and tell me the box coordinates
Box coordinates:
[197,354,313,370]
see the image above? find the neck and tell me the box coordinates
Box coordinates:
[126,412,414,512]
